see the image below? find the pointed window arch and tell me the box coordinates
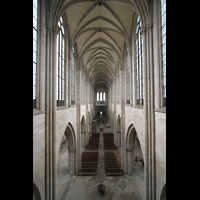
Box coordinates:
[135,16,143,105]
[161,0,166,106]
[33,0,38,108]
[71,45,75,105]
[126,46,130,104]
[56,17,65,106]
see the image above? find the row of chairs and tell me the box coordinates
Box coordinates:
[85,134,100,150]
[104,152,123,176]
[76,169,97,176]
[81,152,99,162]
[77,151,99,176]
[103,133,118,150]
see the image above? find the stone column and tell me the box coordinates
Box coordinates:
[52,27,58,200]
[38,7,46,111]
[126,148,135,174]
[64,33,68,107]
[68,149,76,175]
[76,68,81,171]
[45,26,51,200]
[142,27,149,200]
[148,23,156,200]
[81,131,86,147]
[121,66,126,171]
[117,131,121,148]
[68,55,71,107]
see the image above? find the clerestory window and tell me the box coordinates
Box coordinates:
[161,0,166,106]
[135,16,143,105]
[56,17,65,106]
[33,0,38,108]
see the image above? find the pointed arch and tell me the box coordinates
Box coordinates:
[160,183,166,200]
[125,124,144,174]
[65,122,76,151]
[33,182,41,200]
[81,116,86,148]
[117,115,121,148]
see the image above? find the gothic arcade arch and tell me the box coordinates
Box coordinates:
[117,115,121,147]
[160,183,166,200]
[57,122,76,175]
[125,124,144,174]
[81,116,86,148]
[33,182,41,200]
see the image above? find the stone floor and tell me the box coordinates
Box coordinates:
[56,129,144,200]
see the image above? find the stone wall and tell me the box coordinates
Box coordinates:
[155,111,166,200]
[33,113,45,200]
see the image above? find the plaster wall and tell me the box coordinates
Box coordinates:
[56,107,77,165]
[155,111,166,200]
[125,106,145,157]
[80,104,87,120]
[33,113,45,200]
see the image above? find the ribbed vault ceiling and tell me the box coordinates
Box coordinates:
[63,0,136,89]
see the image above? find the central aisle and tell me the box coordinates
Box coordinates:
[96,131,106,182]
[56,129,144,200]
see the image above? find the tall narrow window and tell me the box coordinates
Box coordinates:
[103,92,105,101]
[56,17,65,106]
[161,0,166,106]
[33,0,38,108]
[100,92,102,101]
[97,92,99,101]
[135,16,143,105]
[71,47,75,105]
[126,46,130,104]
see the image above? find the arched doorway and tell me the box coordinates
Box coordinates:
[160,183,166,200]
[81,116,86,149]
[126,124,144,175]
[33,182,41,200]
[57,123,76,176]
[117,115,121,148]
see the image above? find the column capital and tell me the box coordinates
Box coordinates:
[126,147,134,152]
[147,23,153,29]
[141,27,147,35]
[52,26,60,36]
[67,147,76,153]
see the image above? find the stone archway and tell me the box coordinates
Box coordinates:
[33,182,41,200]
[117,115,121,148]
[126,124,144,174]
[81,116,86,148]
[160,183,166,200]
[57,123,76,175]
[65,123,76,174]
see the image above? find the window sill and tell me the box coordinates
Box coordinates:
[154,107,166,113]
[33,109,46,116]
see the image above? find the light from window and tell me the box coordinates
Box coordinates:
[33,0,38,101]
[97,92,99,101]
[103,92,105,101]
[126,46,130,103]
[56,17,65,106]
[161,0,166,103]
[135,16,143,105]
[100,92,102,101]
[71,46,75,104]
